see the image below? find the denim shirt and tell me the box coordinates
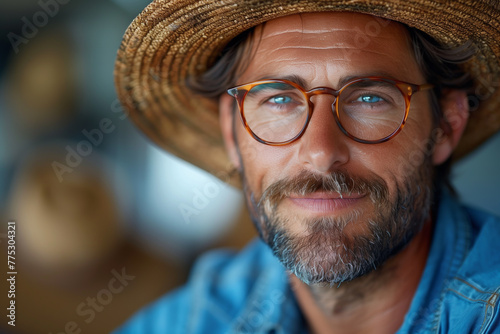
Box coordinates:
[114,192,500,333]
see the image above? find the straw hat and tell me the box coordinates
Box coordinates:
[115,0,500,188]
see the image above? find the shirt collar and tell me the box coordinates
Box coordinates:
[398,190,472,332]
[231,240,307,334]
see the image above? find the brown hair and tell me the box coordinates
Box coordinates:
[407,27,476,192]
[407,27,476,124]
[187,27,259,98]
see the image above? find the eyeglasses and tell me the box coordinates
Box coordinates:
[227,77,433,145]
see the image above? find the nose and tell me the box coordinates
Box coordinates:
[297,96,350,173]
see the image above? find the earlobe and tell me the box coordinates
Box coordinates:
[219,94,241,170]
[432,89,469,165]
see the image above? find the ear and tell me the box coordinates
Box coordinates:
[219,93,241,170]
[432,89,469,165]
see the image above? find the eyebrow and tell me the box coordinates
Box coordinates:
[254,74,308,89]
[255,71,401,89]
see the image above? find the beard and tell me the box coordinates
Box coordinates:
[243,159,433,286]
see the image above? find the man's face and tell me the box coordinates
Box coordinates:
[221,12,440,285]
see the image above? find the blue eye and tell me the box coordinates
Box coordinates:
[357,95,383,103]
[271,96,292,104]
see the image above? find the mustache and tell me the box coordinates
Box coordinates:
[258,170,389,212]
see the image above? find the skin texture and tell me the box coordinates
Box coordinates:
[219,12,469,334]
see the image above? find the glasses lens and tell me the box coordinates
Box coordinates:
[338,79,406,141]
[243,82,308,143]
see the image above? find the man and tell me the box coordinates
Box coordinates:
[113,0,500,333]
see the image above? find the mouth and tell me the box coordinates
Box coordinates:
[286,192,366,213]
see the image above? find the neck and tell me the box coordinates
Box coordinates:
[291,219,433,334]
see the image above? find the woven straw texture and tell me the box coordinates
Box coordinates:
[115,0,500,188]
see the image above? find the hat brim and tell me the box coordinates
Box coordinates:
[115,0,500,189]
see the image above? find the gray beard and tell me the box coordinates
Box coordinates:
[244,162,433,286]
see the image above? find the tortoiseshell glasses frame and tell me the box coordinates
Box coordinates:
[227,76,433,146]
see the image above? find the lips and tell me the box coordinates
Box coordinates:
[287,192,365,213]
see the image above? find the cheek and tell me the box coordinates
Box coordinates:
[239,145,285,194]
[387,98,435,173]
[362,120,434,191]
[236,123,267,193]
[236,126,295,196]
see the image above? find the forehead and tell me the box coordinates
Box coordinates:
[239,12,424,85]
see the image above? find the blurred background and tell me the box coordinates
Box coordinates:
[0,0,498,333]
[0,1,255,333]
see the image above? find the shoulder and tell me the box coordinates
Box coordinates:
[441,204,500,333]
[113,239,288,334]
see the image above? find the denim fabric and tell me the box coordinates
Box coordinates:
[114,192,500,333]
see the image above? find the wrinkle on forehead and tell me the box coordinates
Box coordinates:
[269,47,405,56]
[262,27,401,40]
[262,27,366,36]
[242,12,423,85]
[257,13,409,48]
[262,12,398,32]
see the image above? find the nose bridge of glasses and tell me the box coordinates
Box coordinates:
[306,87,339,105]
